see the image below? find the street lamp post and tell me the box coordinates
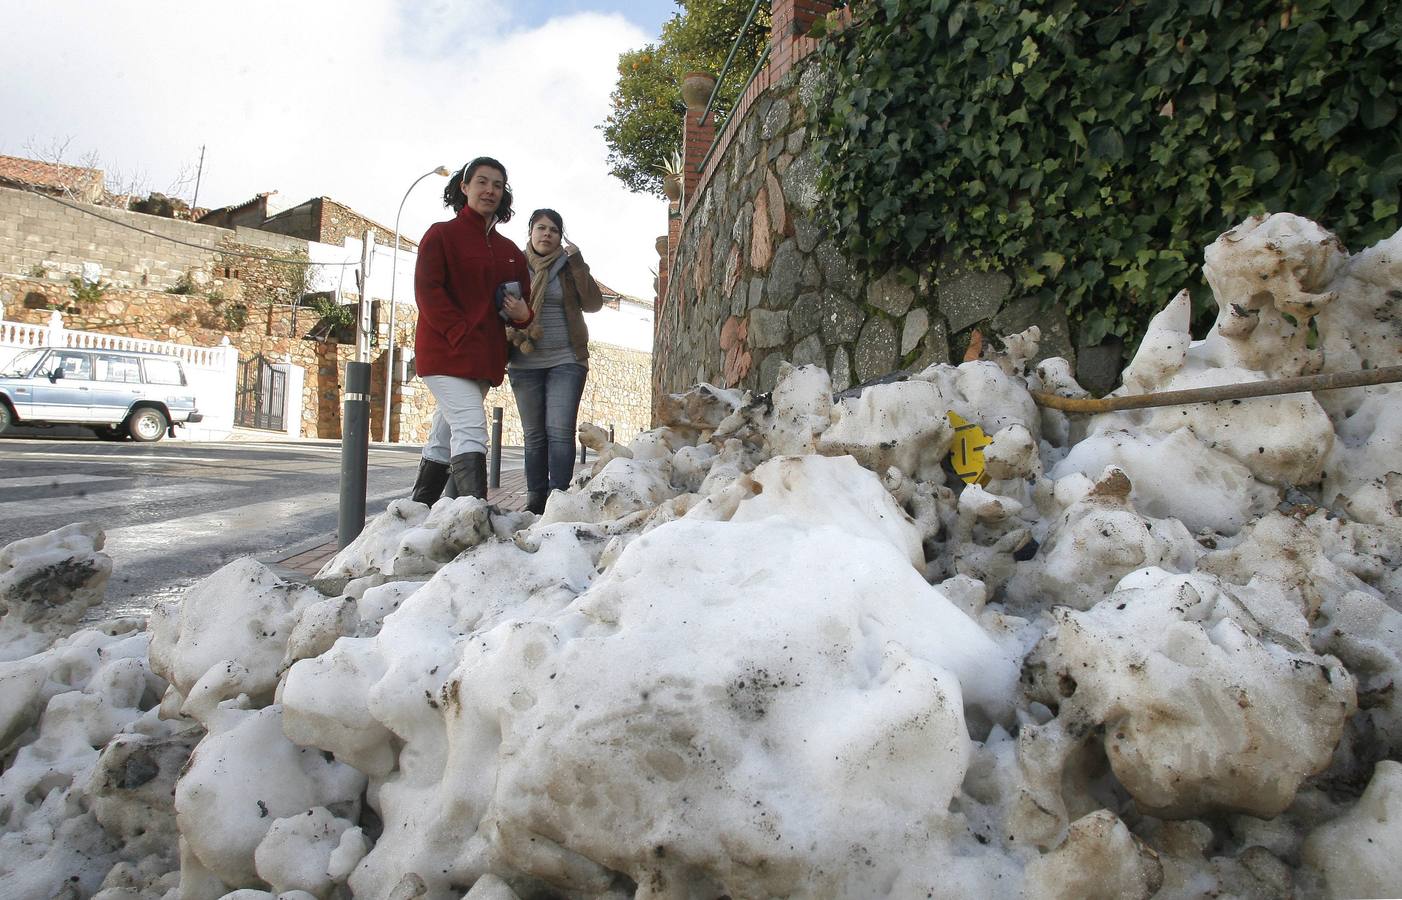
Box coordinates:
[382,165,453,443]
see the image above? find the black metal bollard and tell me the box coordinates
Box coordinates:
[489,406,503,489]
[337,361,371,548]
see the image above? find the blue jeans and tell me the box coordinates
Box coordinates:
[509,362,587,495]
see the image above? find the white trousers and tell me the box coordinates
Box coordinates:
[422,375,487,461]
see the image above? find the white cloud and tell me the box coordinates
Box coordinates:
[0,0,666,300]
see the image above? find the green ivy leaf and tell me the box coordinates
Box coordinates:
[1333,0,1366,20]
[1088,126,1125,160]
[1037,250,1067,276]
[1317,102,1354,141]
[1368,153,1402,197]
[1248,149,1281,183]
[948,6,966,38]
[1360,92,1397,129]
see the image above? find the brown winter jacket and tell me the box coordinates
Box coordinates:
[557,249,606,365]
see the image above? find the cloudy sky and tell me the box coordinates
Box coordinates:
[0,0,680,300]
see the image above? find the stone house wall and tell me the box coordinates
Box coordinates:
[477,343,655,449]
[259,197,416,252]
[1,274,652,447]
[2,184,652,444]
[0,185,311,294]
[315,198,417,252]
[654,3,1125,404]
[0,273,373,439]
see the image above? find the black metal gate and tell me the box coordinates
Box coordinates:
[235,354,286,431]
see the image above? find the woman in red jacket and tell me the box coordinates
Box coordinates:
[410,157,534,503]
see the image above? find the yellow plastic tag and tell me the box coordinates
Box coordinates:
[946,410,991,486]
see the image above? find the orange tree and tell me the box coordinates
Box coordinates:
[603,0,770,197]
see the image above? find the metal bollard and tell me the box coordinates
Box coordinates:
[580,440,587,464]
[337,361,371,548]
[489,406,503,489]
[608,424,614,443]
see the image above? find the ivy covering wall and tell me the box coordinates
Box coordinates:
[808,0,1402,346]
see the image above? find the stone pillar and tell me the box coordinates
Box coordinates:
[680,71,718,212]
[656,233,670,310]
[770,0,835,80]
[682,109,715,208]
[660,201,683,308]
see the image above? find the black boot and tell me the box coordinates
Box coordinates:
[449,452,488,500]
[526,491,548,515]
[410,458,450,505]
[474,452,489,498]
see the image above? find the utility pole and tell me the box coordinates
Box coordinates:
[190,145,206,213]
[338,228,374,547]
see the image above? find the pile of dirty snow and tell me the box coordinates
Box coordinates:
[0,212,1399,899]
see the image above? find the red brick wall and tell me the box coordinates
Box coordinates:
[681,0,852,223]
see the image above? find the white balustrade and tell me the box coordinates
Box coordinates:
[0,310,239,440]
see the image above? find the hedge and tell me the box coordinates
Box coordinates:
[808,0,1402,347]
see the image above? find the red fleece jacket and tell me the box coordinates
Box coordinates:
[413,206,533,385]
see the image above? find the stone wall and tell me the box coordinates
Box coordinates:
[4,186,236,292]
[654,13,1124,403]
[0,274,399,440]
[2,183,651,445]
[258,198,416,252]
[316,198,416,252]
[0,269,651,447]
[475,342,654,449]
[578,343,653,443]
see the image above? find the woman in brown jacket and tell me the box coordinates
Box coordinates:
[505,208,604,514]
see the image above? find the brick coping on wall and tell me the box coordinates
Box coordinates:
[681,4,853,226]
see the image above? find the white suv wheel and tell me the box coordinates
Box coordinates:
[128,408,168,442]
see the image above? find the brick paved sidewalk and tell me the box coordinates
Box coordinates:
[276,468,531,579]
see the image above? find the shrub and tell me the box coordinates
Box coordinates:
[68,277,109,306]
[309,295,354,328]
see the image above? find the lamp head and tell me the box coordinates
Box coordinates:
[434,166,452,176]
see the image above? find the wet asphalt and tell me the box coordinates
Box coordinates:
[0,434,423,619]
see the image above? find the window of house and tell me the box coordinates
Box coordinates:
[95,355,142,383]
[143,358,185,385]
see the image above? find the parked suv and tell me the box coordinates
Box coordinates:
[0,347,203,442]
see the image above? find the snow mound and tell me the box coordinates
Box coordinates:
[0,212,1399,898]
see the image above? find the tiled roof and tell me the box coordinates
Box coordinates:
[207,191,275,216]
[595,278,653,308]
[0,154,103,193]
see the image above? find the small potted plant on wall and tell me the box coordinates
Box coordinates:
[656,150,684,201]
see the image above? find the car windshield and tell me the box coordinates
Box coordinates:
[0,348,45,377]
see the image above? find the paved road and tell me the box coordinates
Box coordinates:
[0,435,430,619]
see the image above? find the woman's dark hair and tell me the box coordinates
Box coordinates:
[528,208,564,237]
[443,157,514,222]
